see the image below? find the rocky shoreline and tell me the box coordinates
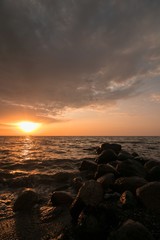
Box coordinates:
[6,142,160,240]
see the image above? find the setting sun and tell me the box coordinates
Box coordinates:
[17,121,41,133]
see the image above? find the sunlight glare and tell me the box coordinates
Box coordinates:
[18,121,41,133]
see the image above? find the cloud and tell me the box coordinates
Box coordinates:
[150,93,160,103]
[0,0,160,120]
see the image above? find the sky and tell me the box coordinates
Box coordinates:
[0,0,160,136]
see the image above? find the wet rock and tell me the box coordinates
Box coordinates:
[13,188,39,212]
[104,192,120,201]
[132,152,139,157]
[70,198,85,223]
[136,182,160,213]
[75,205,120,240]
[76,211,101,239]
[133,156,147,165]
[118,150,133,161]
[95,163,118,179]
[96,150,117,164]
[72,177,83,191]
[147,166,160,181]
[116,159,146,178]
[119,191,137,208]
[109,219,154,240]
[110,143,122,155]
[97,173,115,190]
[99,143,122,155]
[79,160,97,172]
[144,160,160,172]
[113,177,147,193]
[78,180,103,206]
[51,191,73,207]
[70,180,103,222]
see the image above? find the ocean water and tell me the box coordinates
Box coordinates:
[0,136,160,219]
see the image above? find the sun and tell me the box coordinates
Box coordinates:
[17,121,41,133]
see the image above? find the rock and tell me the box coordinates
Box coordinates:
[51,191,73,207]
[99,143,122,155]
[133,156,147,165]
[70,198,85,223]
[144,160,160,172]
[13,188,39,212]
[132,152,139,157]
[97,173,115,190]
[70,180,103,222]
[104,192,120,201]
[96,150,117,164]
[147,166,160,181]
[75,205,120,239]
[72,177,83,191]
[109,219,154,240]
[78,180,103,206]
[119,191,137,208]
[118,150,133,161]
[110,143,122,155]
[95,163,118,179]
[116,159,146,178]
[79,160,97,172]
[77,212,101,238]
[99,142,110,151]
[113,177,147,193]
[136,182,160,213]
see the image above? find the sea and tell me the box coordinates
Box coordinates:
[0,136,160,220]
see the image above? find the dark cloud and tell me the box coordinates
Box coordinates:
[0,0,160,120]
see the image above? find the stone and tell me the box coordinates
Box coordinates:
[96,150,117,164]
[113,177,147,193]
[144,160,160,172]
[147,166,160,181]
[109,219,154,240]
[95,163,118,179]
[78,180,103,206]
[133,156,147,166]
[77,212,101,237]
[116,159,146,178]
[120,191,137,208]
[70,180,103,223]
[72,177,83,191]
[100,143,122,155]
[75,205,120,239]
[51,191,73,207]
[136,182,160,213]
[118,150,133,161]
[79,160,97,172]
[104,192,120,201]
[132,152,139,157]
[70,198,85,223]
[13,188,39,212]
[97,173,115,190]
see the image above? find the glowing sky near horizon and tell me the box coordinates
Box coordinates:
[0,0,160,136]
